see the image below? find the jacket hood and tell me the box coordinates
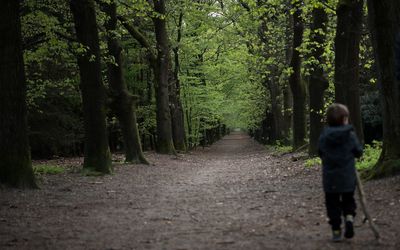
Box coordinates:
[323,125,354,145]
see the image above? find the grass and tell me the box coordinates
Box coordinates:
[33,164,65,175]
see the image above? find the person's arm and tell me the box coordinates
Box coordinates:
[350,131,363,158]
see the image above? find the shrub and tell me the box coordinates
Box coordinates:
[268,142,292,155]
[356,140,382,171]
[304,157,321,168]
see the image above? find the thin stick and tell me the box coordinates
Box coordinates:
[355,171,381,241]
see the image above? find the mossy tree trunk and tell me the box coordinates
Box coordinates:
[308,6,329,156]
[283,15,294,144]
[119,1,176,155]
[102,1,148,164]
[70,0,112,173]
[334,0,364,142]
[366,0,400,178]
[0,0,37,188]
[258,11,284,143]
[118,15,176,154]
[153,0,176,154]
[170,10,187,152]
[289,0,307,149]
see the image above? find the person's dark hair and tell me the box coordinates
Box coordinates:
[326,103,349,126]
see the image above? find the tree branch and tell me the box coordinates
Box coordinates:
[238,0,251,12]
[55,31,77,43]
[117,15,156,65]
[320,0,336,12]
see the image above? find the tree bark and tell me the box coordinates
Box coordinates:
[70,0,112,173]
[0,0,37,188]
[289,1,307,149]
[366,0,400,178]
[170,11,187,152]
[102,1,148,164]
[257,5,284,144]
[265,78,283,143]
[334,0,364,142]
[308,6,329,156]
[282,84,293,143]
[152,0,176,154]
[283,15,293,144]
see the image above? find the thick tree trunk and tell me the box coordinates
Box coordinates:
[366,0,400,178]
[153,0,176,154]
[102,1,148,164]
[289,1,307,149]
[0,0,37,188]
[170,11,187,152]
[70,0,112,173]
[308,7,329,156]
[334,0,364,142]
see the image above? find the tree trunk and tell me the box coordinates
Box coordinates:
[258,9,283,144]
[334,0,364,142]
[70,0,112,173]
[0,0,37,188]
[102,1,148,164]
[308,6,329,156]
[289,1,307,149]
[366,0,400,178]
[282,84,293,143]
[283,15,293,144]
[153,0,176,154]
[170,11,187,152]
[266,79,283,143]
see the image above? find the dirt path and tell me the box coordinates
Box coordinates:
[1,132,400,249]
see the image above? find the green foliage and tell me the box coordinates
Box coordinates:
[137,105,157,138]
[22,0,84,157]
[19,0,383,160]
[267,142,292,155]
[304,157,322,168]
[33,164,65,175]
[172,0,269,146]
[357,141,382,171]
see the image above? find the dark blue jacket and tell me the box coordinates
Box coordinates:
[318,125,363,193]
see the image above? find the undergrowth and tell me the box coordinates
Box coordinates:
[356,141,382,171]
[267,141,292,155]
[304,157,321,168]
[33,164,65,174]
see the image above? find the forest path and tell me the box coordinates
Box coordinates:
[1,131,400,249]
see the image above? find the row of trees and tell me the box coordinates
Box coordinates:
[238,0,399,178]
[1,0,399,187]
[1,0,233,187]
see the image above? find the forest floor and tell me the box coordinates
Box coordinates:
[1,132,400,250]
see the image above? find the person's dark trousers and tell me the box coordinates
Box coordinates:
[325,192,356,230]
